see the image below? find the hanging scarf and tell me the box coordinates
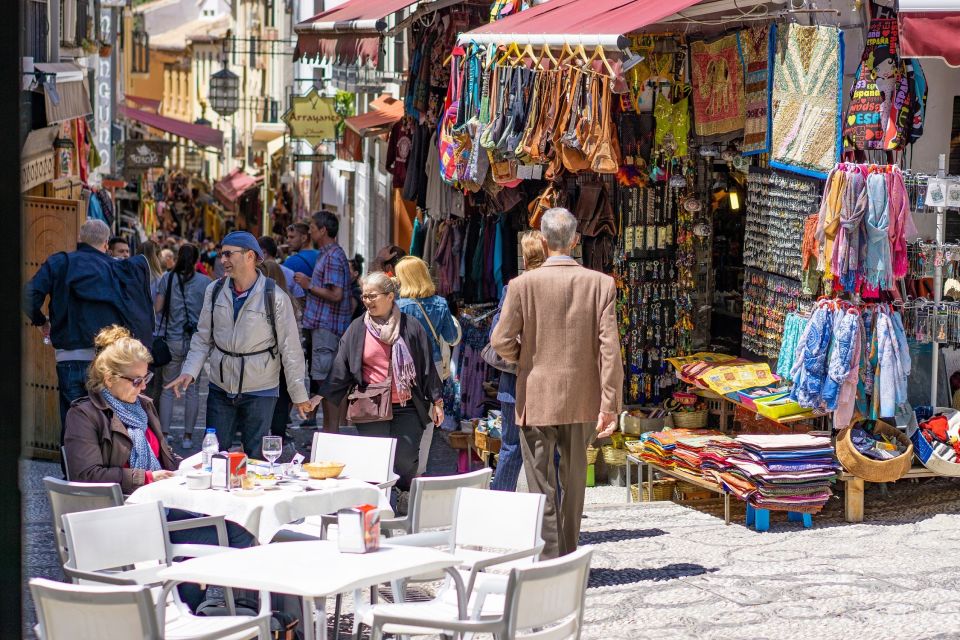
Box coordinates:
[863,172,892,290]
[823,309,861,411]
[364,305,417,405]
[815,169,845,278]
[833,170,867,292]
[101,388,161,472]
[887,170,914,279]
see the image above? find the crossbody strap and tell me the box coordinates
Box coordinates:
[160,272,175,338]
[413,299,441,345]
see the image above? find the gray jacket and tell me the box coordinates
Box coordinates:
[181,274,309,403]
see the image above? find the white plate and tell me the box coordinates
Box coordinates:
[256,478,280,488]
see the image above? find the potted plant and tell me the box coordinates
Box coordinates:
[80,38,98,55]
[98,40,112,57]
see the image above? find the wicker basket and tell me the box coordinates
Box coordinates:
[602,445,627,466]
[475,429,502,454]
[630,479,676,501]
[586,446,599,465]
[624,440,644,455]
[837,423,913,483]
[671,410,708,429]
[448,431,471,450]
[675,481,714,501]
[621,413,666,435]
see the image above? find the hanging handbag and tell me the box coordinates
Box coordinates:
[589,76,621,174]
[438,53,463,186]
[346,378,394,424]
[528,181,561,229]
[150,274,175,368]
[560,71,592,173]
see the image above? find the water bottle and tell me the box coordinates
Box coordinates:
[201,428,219,473]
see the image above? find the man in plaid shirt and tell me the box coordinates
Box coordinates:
[293,211,352,432]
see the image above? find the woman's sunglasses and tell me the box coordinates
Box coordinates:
[119,372,154,387]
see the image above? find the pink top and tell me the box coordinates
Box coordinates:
[362,330,400,404]
[124,427,162,484]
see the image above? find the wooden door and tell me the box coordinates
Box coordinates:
[22,195,87,460]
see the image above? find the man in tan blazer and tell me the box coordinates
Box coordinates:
[491,207,623,559]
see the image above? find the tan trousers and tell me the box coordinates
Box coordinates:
[519,422,595,559]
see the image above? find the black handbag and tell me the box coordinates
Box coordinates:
[150,274,175,368]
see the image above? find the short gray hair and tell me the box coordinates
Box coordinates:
[361,271,398,296]
[540,207,578,251]
[79,219,111,247]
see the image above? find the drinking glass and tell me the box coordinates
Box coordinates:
[262,436,282,477]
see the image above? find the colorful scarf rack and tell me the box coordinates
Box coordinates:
[815,163,917,296]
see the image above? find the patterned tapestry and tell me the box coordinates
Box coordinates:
[737,24,776,155]
[770,25,844,179]
[690,34,746,137]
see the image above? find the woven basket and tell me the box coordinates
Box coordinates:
[448,431,471,450]
[586,446,599,465]
[630,479,676,501]
[675,481,714,501]
[602,445,627,466]
[475,429,502,454]
[671,410,708,429]
[624,440,644,455]
[837,423,913,483]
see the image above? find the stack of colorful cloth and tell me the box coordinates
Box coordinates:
[674,435,734,475]
[718,434,840,513]
[639,429,722,470]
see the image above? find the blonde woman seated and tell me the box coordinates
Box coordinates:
[63,325,253,611]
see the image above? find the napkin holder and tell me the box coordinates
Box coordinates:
[337,504,380,553]
[211,452,247,490]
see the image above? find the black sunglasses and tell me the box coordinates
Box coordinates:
[119,372,154,387]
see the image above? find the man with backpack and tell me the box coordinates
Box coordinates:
[166,231,313,457]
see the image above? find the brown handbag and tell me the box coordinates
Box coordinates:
[515,72,544,164]
[528,181,561,229]
[346,378,394,424]
[560,71,592,173]
[589,76,620,174]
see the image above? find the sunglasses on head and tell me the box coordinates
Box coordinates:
[119,372,154,387]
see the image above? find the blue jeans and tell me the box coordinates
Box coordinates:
[492,402,523,491]
[166,508,255,611]
[205,386,278,458]
[57,360,91,446]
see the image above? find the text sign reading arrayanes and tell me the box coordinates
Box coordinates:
[282,88,338,146]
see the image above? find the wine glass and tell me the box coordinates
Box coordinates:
[262,436,282,477]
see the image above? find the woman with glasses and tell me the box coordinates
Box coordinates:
[62,324,254,611]
[319,272,443,497]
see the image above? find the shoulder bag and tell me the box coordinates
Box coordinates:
[481,342,517,374]
[413,300,461,381]
[150,274,175,368]
[346,378,394,424]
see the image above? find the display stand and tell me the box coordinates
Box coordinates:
[931,153,947,407]
[625,453,732,525]
[839,468,937,522]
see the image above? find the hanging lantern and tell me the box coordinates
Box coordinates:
[184,148,203,174]
[209,66,239,117]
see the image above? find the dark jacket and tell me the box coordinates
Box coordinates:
[320,312,443,427]
[63,390,179,494]
[24,245,154,351]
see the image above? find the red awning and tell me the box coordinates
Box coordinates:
[899,0,960,68]
[344,94,404,137]
[463,0,702,43]
[214,168,263,210]
[293,0,417,65]
[119,105,224,150]
[125,95,162,112]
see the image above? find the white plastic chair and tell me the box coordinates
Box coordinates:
[44,477,124,569]
[369,547,593,640]
[355,487,546,637]
[61,500,238,615]
[29,577,271,640]
[381,468,493,538]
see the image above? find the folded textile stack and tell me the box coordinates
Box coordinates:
[727,434,840,513]
[674,435,735,475]
[699,437,742,476]
[640,429,723,470]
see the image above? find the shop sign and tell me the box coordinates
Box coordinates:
[93,8,114,177]
[282,88,339,147]
[21,152,56,192]
[123,140,174,172]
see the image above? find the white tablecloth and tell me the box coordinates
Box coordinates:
[127,478,380,543]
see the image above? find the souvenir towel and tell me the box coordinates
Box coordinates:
[771,25,844,179]
[843,1,909,150]
[737,24,776,155]
[690,34,746,137]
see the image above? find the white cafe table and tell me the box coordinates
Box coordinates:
[127,477,381,543]
[158,540,464,640]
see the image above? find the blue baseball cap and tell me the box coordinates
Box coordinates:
[221,231,263,260]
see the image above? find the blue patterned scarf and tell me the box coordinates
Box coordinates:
[101,388,161,472]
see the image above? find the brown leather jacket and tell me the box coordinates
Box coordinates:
[63,390,179,494]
